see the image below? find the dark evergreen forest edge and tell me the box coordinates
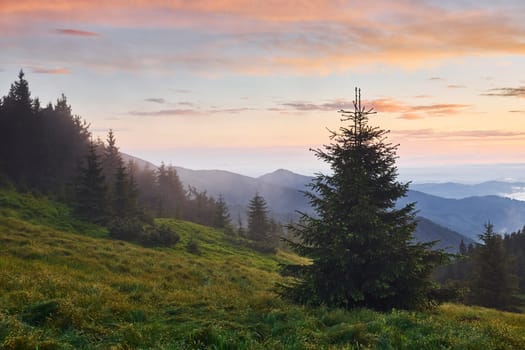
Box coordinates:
[1,71,525,348]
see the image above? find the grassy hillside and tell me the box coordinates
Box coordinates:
[1,189,525,349]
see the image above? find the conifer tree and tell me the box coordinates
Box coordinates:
[103,129,121,187]
[279,88,447,310]
[0,70,34,186]
[470,223,518,310]
[74,141,108,223]
[459,239,467,256]
[111,159,139,218]
[213,195,232,230]
[247,193,271,242]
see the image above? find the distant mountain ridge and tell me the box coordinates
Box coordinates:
[414,217,474,252]
[122,153,525,244]
[411,181,525,200]
[398,190,525,240]
[258,169,314,191]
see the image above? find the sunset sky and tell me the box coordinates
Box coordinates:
[2,0,525,181]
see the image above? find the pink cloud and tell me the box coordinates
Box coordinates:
[31,67,70,74]
[2,1,525,75]
[278,97,469,120]
[55,28,100,37]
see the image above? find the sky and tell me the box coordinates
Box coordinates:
[2,0,525,182]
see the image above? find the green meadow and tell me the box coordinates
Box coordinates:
[1,188,525,349]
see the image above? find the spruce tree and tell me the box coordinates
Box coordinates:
[74,141,108,223]
[103,129,121,187]
[247,193,271,242]
[213,195,232,230]
[470,223,518,310]
[112,159,136,218]
[279,88,447,310]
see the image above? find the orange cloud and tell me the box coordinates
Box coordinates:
[278,98,469,120]
[55,28,99,36]
[31,67,70,74]
[392,129,525,140]
[2,1,525,75]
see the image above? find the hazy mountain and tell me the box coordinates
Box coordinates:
[411,181,525,200]
[172,166,312,223]
[121,153,158,171]
[399,190,525,240]
[258,169,314,191]
[121,154,523,242]
[172,167,474,251]
[414,217,474,253]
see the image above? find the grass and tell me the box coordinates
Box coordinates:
[0,187,106,237]
[1,188,525,349]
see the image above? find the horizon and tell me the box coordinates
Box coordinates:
[123,149,525,184]
[2,1,525,184]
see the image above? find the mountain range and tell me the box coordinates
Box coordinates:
[411,181,525,200]
[123,154,525,249]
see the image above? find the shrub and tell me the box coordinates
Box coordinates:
[186,238,201,255]
[141,224,180,247]
[108,217,144,241]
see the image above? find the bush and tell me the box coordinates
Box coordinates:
[108,219,179,247]
[141,224,180,247]
[108,217,144,241]
[186,238,201,255]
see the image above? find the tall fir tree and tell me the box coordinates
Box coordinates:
[247,193,271,242]
[0,70,34,186]
[103,129,121,187]
[111,159,140,218]
[213,195,232,230]
[279,88,447,310]
[74,141,108,223]
[470,223,518,310]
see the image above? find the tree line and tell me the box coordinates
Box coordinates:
[436,223,524,311]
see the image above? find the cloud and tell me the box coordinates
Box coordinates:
[509,110,525,113]
[409,104,469,114]
[281,99,355,112]
[392,129,525,140]
[129,109,203,117]
[3,1,525,75]
[278,97,469,120]
[31,67,70,74]
[483,86,525,98]
[447,84,465,89]
[208,107,256,114]
[429,77,444,81]
[173,89,192,94]
[55,28,100,37]
[144,98,166,104]
[371,99,469,119]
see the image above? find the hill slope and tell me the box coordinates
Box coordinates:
[414,217,475,252]
[1,188,525,348]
